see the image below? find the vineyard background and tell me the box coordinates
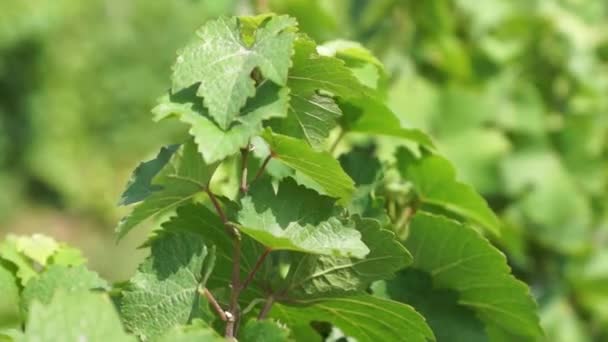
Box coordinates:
[1,1,607,340]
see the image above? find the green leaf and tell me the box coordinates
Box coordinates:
[160,203,265,294]
[240,320,290,342]
[171,15,297,129]
[0,237,37,286]
[261,130,355,203]
[341,98,435,148]
[271,293,434,342]
[397,151,501,235]
[238,179,368,258]
[116,140,218,239]
[271,93,342,149]
[404,213,542,339]
[21,265,109,314]
[281,217,410,298]
[48,244,86,266]
[381,269,491,342]
[156,319,224,342]
[120,231,212,340]
[0,265,20,330]
[24,291,134,342]
[287,36,367,99]
[9,234,58,266]
[118,145,179,205]
[270,36,366,148]
[153,81,289,164]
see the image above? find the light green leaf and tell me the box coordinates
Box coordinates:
[397,151,501,235]
[405,213,542,339]
[156,319,224,342]
[287,36,367,99]
[271,36,363,148]
[24,291,134,342]
[118,145,179,205]
[341,98,435,148]
[172,15,297,129]
[120,231,212,340]
[21,265,108,314]
[272,93,342,149]
[237,179,368,257]
[0,265,20,330]
[116,140,218,239]
[240,320,290,342]
[271,293,434,342]
[261,130,355,203]
[0,238,37,286]
[11,234,58,266]
[48,244,86,266]
[153,81,289,164]
[281,217,410,298]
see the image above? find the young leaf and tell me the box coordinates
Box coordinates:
[261,130,355,203]
[404,213,542,339]
[156,319,224,342]
[0,265,20,330]
[237,179,368,258]
[397,150,501,235]
[120,231,212,340]
[24,291,134,342]
[240,320,290,342]
[280,217,410,298]
[116,140,218,239]
[271,293,434,342]
[0,237,38,286]
[171,15,297,129]
[270,36,365,148]
[153,81,289,164]
[21,265,109,314]
[118,145,179,205]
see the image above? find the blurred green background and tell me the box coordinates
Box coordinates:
[1,0,607,340]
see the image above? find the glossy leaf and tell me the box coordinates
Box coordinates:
[261,130,355,203]
[271,293,434,342]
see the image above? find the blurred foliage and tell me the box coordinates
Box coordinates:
[1,0,607,340]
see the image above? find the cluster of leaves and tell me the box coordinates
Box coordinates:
[1,14,542,341]
[264,0,608,340]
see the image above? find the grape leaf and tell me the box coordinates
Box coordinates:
[240,320,290,342]
[0,237,37,286]
[271,293,434,342]
[280,217,410,298]
[159,203,265,295]
[153,81,289,164]
[171,15,297,129]
[120,231,212,340]
[116,140,218,239]
[341,98,435,148]
[24,291,134,342]
[118,144,179,205]
[0,265,20,330]
[397,150,501,235]
[21,265,109,314]
[261,130,355,203]
[156,319,224,342]
[237,179,368,258]
[405,213,542,339]
[11,234,58,266]
[381,269,491,342]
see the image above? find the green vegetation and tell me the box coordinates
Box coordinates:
[1,0,607,341]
